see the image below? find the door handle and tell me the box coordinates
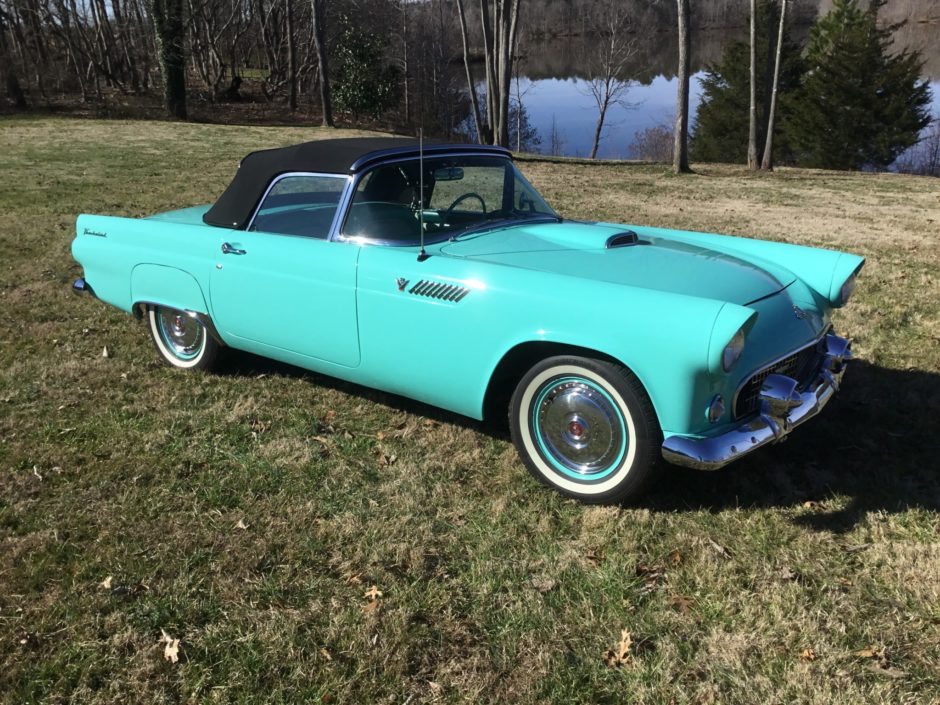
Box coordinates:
[221,242,247,255]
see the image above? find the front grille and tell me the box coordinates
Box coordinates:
[734,342,822,418]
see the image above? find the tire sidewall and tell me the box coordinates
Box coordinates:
[511,357,658,503]
[147,306,212,370]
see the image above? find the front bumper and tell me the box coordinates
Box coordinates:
[662,333,852,471]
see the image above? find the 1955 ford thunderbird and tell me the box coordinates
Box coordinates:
[71,138,863,503]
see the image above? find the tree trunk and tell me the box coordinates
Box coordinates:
[455,0,485,143]
[761,0,786,170]
[285,0,296,111]
[311,0,333,126]
[673,0,691,173]
[747,0,758,169]
[590,99,608,160]
[0,8,28,108]
[150,0,187,119]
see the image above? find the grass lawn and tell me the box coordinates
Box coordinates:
[1,116,938,704]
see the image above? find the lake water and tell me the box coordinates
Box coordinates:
[516,27,940,159]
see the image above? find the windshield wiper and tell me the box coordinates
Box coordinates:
[449,214,561,241]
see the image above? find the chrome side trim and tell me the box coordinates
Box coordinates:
[662,333,852,471]
[245,171,351,238]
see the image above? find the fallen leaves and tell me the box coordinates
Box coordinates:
[635,563,666,594]
[99,575,113,589]
[159,629,180,663]
[799,648,818,662]
[235,518,249,530]
[362,585,383,614]
[668,595,693,615]
[602,629,633,668]
[854,645,884,660]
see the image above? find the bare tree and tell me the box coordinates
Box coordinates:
[310,0,332,126]
[673,0,691,173]
[455,0,522,147]
[747,0,758,169]
[150,0,187,118]
[761,0,786,170]
[580,0,636,159]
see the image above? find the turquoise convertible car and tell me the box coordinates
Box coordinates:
[72,138,863,503]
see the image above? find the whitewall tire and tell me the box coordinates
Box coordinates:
[509,356,660,504]
[146,305,220,371]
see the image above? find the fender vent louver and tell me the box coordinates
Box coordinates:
[409,279,471,302]
[606,230,639,248]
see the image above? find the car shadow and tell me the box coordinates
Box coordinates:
[644,360,940,532]
[218,353,939,532]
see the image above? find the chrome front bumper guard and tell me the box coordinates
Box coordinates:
[662,334,852,471]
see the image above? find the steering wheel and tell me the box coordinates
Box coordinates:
[442,192,487,223]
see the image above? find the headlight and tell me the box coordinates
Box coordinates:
[722,329,746,372]
[839,274,857,305]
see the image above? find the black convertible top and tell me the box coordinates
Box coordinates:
[203,137,512,229]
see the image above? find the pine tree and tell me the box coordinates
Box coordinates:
[786,0,931,170]
[692,0,803,164]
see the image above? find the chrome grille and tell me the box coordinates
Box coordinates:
[408,279,470,302]
[734,342,822,418]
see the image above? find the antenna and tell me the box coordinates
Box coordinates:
[417,128,429,262]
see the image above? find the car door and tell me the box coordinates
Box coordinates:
[208,173,361,367]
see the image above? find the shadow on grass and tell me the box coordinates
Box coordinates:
[645,360,940,532]
[218,353,939,532]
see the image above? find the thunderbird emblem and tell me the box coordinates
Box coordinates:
[396,277,409,292]
[793,305,808,320]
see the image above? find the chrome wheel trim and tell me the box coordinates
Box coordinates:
[531,377,627,480]
[518,365,638,495]
[149,307,207,369]
[157,309,204,359]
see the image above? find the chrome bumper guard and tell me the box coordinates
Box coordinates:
[72,277,94,297]
[662,334,852,471]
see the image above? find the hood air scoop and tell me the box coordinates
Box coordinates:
[606,230,639,248]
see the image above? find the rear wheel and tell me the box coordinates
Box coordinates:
[147,305,220,371]
[509,356,660,504]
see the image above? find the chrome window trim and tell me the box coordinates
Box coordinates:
[334,152,518,247]
[731,326,831,418]
[246,171,352,239]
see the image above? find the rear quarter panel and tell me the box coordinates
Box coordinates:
[73,214,219,315]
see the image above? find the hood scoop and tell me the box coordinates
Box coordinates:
[606,230,640,248]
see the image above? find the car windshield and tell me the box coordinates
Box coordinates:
[342,155,559,245]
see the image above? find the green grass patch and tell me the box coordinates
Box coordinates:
[1,116,938,704]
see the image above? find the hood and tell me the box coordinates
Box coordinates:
[439,221,796,305]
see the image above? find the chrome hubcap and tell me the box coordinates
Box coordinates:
[157,309,203,359]
[534,379,625,476]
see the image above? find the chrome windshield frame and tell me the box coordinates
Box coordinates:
[330,152,557,247]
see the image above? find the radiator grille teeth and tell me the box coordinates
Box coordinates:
[408,279,471,302]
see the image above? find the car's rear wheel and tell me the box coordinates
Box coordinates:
[509,356,661,504]
[147,305,220,371]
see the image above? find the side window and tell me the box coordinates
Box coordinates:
[250,174,346,238]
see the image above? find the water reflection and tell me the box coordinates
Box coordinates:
[517,27,939,158]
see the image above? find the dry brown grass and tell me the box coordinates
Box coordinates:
[1,117,938,704]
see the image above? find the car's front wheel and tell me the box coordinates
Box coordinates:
[147,305,220,371]
[509,356,661,504]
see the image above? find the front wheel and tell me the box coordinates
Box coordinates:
[147,305,220,371]
[509,356,661,504]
